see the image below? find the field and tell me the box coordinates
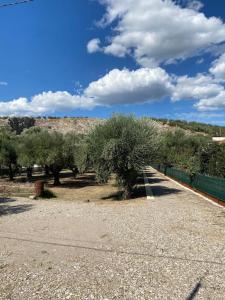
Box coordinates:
[0,168,225,299]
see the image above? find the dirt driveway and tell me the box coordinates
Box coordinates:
[0,169,225,300]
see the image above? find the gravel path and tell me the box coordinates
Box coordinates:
[0,168,225,300]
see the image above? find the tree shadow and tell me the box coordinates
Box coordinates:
[15,171,73,184]
[144,171,155,177]
[0,200,33,216]
[51,173,99,189]
[151,185,182,197]
[0,197,16,204]
[102,191,124,201]
[148,178,168,184]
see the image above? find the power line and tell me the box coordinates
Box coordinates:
[0,0,33,8]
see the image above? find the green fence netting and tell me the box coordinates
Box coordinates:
[151,163,225,202]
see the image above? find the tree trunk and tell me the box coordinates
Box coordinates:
[123,185,132,200]
[44,165,50,176]
[72,167,78,178]
[8,164,14,181]
[53,171,61,186]
[26,167,33,181]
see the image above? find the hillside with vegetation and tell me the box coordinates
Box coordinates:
[152,118,225,137]
[0,116,225,136]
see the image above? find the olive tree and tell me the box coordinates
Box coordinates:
[17,127,41,180]
[89,115,158,199]
[34,130,66,186]
[0,128,17,180]
[8,117,35,135]
[64,132,89,176]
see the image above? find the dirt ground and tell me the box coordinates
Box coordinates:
[0,169,225,300]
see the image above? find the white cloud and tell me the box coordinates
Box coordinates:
[0,92,94,116]
[85,67,173,104]
[183,0,204,11]
[89,0,225,66]
[1,67,225,115]
[210,53,225,81]
[0,68,174,115]
[87,38,101,53]
[195,91,225,111]
[172,74,224,101]
[0,81,8,86]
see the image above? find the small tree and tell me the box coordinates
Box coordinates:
[8,117,35,135]
[0,128,17,180]
[89,115,158,199]
[64,133,89,176]
[17,127,40,180]
[35,130,66,186]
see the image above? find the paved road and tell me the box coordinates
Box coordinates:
[0,168,225,300]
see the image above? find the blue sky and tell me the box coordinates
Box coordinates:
[1,0,225,124]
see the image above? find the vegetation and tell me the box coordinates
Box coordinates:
[158,129,225,178]
[8,117,35,135]
[0,115,225,199]
[153,118,225,137]
[0,128,17,180]
[89,115,158,199]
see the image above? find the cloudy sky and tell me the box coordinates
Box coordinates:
[1,0,225,124]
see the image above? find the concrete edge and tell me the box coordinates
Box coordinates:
[143,170,154,200]
[149,166,225,210]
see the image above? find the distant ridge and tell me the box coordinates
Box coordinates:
[0,116,224,136]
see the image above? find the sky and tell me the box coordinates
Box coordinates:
[1,0,225,124]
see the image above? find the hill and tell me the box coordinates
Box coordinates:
[0,116,224,136]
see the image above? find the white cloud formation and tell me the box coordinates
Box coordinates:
[0,92,94,116]
[0,68,174,115]
[85,67,173,104]
[210,53,225,81]
[89,0,225,66]
[195,91,225,111]
[87,38,101,53]
[1,67,225,115]
[172,74,224,101]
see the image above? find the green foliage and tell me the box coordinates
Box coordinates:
[0,128,17,180]
[160,130,210,174]
[17,128,39,169]
[200,143,225,178]
[8,117,35,135]
[63,133,89,175]
[152,118,225,137]
[89,115,158,199]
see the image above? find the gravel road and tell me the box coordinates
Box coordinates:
[0,168,225,300]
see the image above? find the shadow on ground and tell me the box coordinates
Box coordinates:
[151,185,181,197]
[0,197,33,216]
[48,173,99,189]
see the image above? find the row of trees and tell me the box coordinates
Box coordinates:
[153,118,225,137]
[0,127,89,185]
[0,115,225,199]
[0,116,158,199]
[159,130,225,178]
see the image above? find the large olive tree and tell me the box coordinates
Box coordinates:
[89,115,158,199]
[0,128,17,180]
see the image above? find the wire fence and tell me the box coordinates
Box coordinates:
[151,163,225,202]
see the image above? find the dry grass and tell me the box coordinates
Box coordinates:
[0,171,147,203]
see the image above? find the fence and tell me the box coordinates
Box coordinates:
[151,163,225,202]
